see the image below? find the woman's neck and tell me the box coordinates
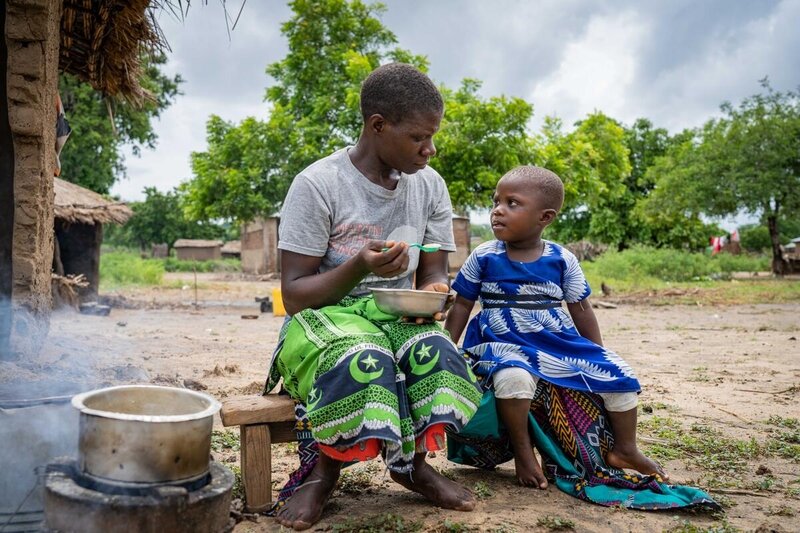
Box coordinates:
[348,142,400,190]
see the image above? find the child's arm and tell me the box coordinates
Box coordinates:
[566,300,604,346]
[445,294,475,345]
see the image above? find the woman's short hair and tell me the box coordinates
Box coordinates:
[360,63,443,124]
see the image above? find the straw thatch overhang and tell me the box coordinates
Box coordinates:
[59,0,166,104]
[54,177,133,225]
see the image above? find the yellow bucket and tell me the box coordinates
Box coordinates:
[272,287,286,317]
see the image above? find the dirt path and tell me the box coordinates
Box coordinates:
[32,276,800,532]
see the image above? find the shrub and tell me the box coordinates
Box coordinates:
[584,246,770,285]
[162,257,241,273]
[100,251,164,286]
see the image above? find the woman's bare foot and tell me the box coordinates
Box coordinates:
[390,454,476,511]
[275,457,341,531]
[514,447,548,489]
[606,447,669,481]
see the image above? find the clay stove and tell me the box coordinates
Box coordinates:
[43,459,233,533]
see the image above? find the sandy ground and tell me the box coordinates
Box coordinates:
[27,273,800,532]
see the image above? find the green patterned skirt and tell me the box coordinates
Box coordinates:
[266,296,483,472]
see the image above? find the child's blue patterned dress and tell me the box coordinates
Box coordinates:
[452,239,640,394]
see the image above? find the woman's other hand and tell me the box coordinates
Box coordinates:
[411,281,452,324]
[359,240,409,278]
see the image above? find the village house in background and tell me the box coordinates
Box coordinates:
[238,216,471,275]
[241,217,280,275]
[220,240,241,259]
[54,177,132,299]
[173,239,223,262]
[784,237,800,273]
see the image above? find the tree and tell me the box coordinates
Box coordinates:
[434,79,536,212]
[185,0,544,223]
[535,113,630,246]
[106,187,225,251]
[643,81,800,273]
[58,53,181,194]
[185,0,426,223]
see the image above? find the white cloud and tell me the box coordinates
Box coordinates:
[530,10,648,127]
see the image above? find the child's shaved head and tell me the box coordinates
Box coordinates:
[502,166,565,211]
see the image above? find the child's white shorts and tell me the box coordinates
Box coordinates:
[492,366,638,412]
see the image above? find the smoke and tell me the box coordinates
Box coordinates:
[0,304,146,526]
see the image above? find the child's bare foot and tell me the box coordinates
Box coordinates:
[275,460,340,530]
[390,456,476,511]
[514,447,548,489]
[606,447,669,481]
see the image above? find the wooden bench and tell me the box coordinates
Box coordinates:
[220,394,297,512]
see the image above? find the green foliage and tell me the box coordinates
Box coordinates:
[435,80,536,212]
[58,54,182,194]
[185,0,535,221]
[99,251,164,287]
[210,430,240,452]
[708,253,770,274]
[640,417,764,487]
[185,0,423,223]
[540,113,631,246]
[664,520,740,533]
[162,257,241,273]
[336,462,380,494]
[228,463,244,500]
[738,224,772,252]
[332,513,422,533]
[472,481,493,499]
[430,520,479,533]
[105,187,226,250]
[583,247,770,285]
[642,80,800,273]
[535,516,575,531]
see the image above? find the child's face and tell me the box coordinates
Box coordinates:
[377,110,442,175]
[491,177,550,244]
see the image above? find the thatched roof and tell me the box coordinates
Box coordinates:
[221,241,241,254]
[59,0,166,104]
[54,177,133,225]
[174,239,223,249]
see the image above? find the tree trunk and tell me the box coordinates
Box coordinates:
[767,215,787,276]
[0,5,15,361]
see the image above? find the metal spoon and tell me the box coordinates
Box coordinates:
[382,242,442,252]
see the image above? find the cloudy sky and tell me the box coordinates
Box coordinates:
[111,0,800,203]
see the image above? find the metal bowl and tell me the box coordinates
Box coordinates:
[371,288,449,317]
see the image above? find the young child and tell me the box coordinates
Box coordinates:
[445,165,666,489]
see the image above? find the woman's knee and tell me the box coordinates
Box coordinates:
[493,367,537,399]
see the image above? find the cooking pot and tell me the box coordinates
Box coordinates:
[71,385,221,484]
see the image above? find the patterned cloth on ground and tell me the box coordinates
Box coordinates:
[265,295,483,473]
[447,385,720,511]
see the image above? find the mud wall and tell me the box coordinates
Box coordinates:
[5,0,61,355]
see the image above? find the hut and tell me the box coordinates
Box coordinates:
[2,0,167,358]
[53,177,133,299]
[221,241,241,259]
[173,239,224,261]
[241,217,280,274]
[450,215,470,271]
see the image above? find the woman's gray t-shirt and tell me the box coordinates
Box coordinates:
[278,147,456,296]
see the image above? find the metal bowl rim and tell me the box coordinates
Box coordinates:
[71,384,221,423]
